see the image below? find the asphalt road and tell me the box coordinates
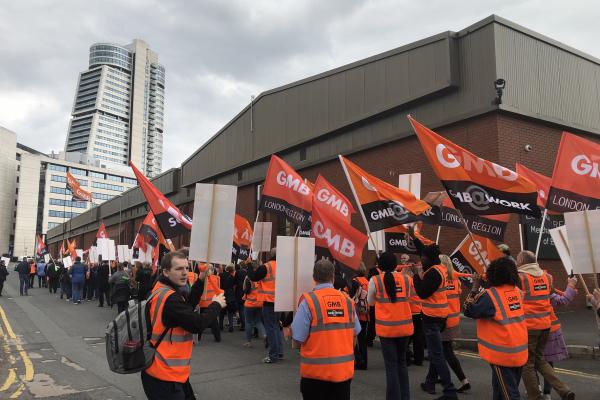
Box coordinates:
[1,275,599,400]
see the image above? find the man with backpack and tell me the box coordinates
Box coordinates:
[141,250,225,400]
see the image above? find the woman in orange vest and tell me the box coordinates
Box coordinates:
[197,264,222,343]
[291,259,360,400]
[408,227,457,399]
[464,256,528,400]
[349,262,369,370]
[438,255,470,393]
[142,250,225,400]
[368,251,413,400]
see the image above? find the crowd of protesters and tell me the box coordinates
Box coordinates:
[4,238,600,400]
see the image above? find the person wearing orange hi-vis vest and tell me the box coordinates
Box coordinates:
[368,252,413,400]
[464,257,528,400]
[349,263,370,370]
[516,251,574,400]
[197,264,222,343]
[291,259,361,400]
[245,248,283,364]
[438,255,470,393]
[141,251,225,400]
[407,227,457,399]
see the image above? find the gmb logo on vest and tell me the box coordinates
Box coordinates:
[507,293,521,311]
[325,296,345,318]
[395,286,404,293]
[533,284,547,291]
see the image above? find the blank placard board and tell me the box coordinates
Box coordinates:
[275,236,315,312]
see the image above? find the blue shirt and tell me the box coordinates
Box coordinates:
[291,283,361,343]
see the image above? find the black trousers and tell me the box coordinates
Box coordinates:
[199,307,221,341]
[354,320,368,367]
[408,313,425,364]
[366,306,376,344]
[141,371,196,400]
[0,280,4,296]
[48,277,59,293]
[300,378,351,400]
[97,288,110,306]
[490,364,521,400]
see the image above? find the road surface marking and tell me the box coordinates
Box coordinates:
[0,304,35,393]
[0,368,16,391]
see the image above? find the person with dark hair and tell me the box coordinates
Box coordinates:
[96,261,110,307]
[46,260,59,294]
[349,263,369,370]
[366,264,382,347]
[219,264,237,332]
[70,256,86,304]
[368,251,413,400]
[234,263,247,331]
[408,227,457,400]
[17,257,29,296]
[0,260,8,296]
[464,256,527,400]
[109,263,131,313]
[291,259,360,400]
[136,262,154,302]
[516,251,574,400]
[141,250,225,400]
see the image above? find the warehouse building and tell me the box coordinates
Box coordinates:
[47,15,600,304]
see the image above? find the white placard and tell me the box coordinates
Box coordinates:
[398,173,421,199]
[108,242,116,262]
[189,183,237,265]
[564,210,600,275]
[368,230,386,252]
[62,256,73,268]
[44,254,50,263]
[76,249,83,260]
[549,226,572,274]
[89,246,99,263]
[117,245,126,263]
[275,236,315,312]
[1,257,10,266]
[252,222,272,252]
[97,238,116,261]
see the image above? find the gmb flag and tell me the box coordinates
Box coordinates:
[259,155,312,226]
[547,132,600,213]
[313,175,355,224]
[130,162,192,238]
[449,234,504,277]
[232,214,253,261]
[515,163,551,209]
[67,171,92,202]
[339,155,430,232]
[408,116,541,217]
[36,234,48,257]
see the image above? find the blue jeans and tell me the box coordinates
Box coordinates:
[72,282,83,302]
[262,303,282,360]
[380,336,410,400]
[19,275,28,295]
[244,306,266,342]
[424,318,457,398]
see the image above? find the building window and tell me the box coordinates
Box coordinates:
[47,222,60,229]
[16,153,20,161]
[17,165,20,171]
[15,187,18,194]
[106,174,122,182]
[16,176,19,183]
[48,210,81,218]
[70,167,87,176]
[92,192,114,200]
[89,171,105,179]
[49,164,68,172]
[92,181,123,191]
[51,175,67,183]
[49,198,87,208]
[50,186,71,195]
[123,177,137,185]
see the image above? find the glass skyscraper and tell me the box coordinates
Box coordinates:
[64,39,164,177]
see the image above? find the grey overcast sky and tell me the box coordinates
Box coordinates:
[1,0,599,171]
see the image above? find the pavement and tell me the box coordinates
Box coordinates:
[1,274,600,399]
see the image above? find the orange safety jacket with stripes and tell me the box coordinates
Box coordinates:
[372,272,414,338]
[519,271,552,330]
[198,275,221,308]
[257,261,276,303]
[446,276,462,328]
[420,265,449,318]
[300,287,355,382]
[243,280,263,308]
[476,284,528,367]
[145,281,194,383]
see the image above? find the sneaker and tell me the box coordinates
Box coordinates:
[457,382,471,393]
[420,382,436,395]
[262,357,276,364]
[243,342,252,348]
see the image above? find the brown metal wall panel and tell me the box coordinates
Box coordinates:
[345,68,365,118]
[328,73,347,129]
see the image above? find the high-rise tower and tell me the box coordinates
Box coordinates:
[64,39,165,177]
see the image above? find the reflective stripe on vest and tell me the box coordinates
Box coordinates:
[519,272,552,330]
[300,288,355,382]
[478,338,528,354]
[420,265,449,318]
[257,262,276,302]
[155,351,192,367]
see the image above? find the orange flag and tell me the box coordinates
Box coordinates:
[66,171,92,202]
[449,234,504,275]
[408,116,541,217]
[339,155,430,232]
[313,175,356,224]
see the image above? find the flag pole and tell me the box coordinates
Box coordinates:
[338,155,380,254]
[456,209,489,270]
[534,209,548,259]
[518,223,524,251]
[435,226,442,245]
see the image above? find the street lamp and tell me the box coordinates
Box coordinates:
[494,79,506,105]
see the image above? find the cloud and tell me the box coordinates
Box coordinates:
[0,0,599,171]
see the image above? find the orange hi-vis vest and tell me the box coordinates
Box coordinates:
[300,287,355,382]
[519,271,552,330]
[372,272,414,338]
[353,276,369,321]
[420,265,449,318]
[446,276,462,328]
[243,280,263,308]
[198,275,220,308]
[257,261,276,303]
[476,285,528,367]
[408,279,422,314]
[145,281,194,383]
[187,271,198,286]
[549,287,564,333]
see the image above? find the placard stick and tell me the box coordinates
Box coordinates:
[203,185,218,298]
[558,228,590,296]
[293,236,299,312]
[435,226,442,245]
[518,223,524,251]
[535,209,548,259]
[582,210,599,289]
[456,209,488,270]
